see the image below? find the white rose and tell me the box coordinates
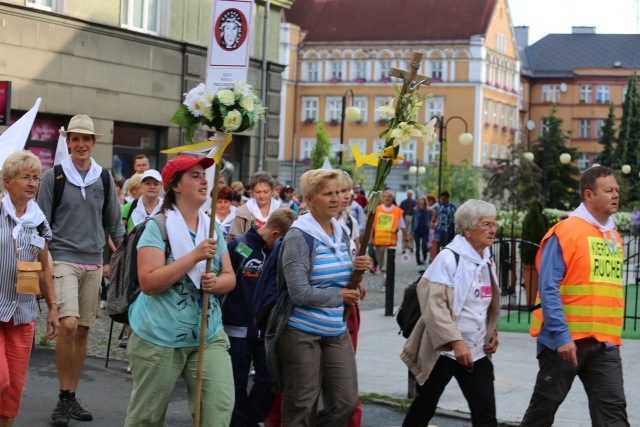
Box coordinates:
[217,89,236,106]
[239,96,255,112]
[223,110,243,132]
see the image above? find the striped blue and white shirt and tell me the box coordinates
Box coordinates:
[0,206,52,324]
[287,237,352,336]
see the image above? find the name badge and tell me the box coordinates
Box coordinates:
[235,242,253,258]
[31,234,45,249]
[480,285,492,299]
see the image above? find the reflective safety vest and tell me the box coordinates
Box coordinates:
[530,216,624,345]
[373,205,403,247]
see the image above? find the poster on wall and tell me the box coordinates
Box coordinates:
[206,0,253,89]
[0,81,11,125]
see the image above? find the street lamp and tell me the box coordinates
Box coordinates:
[409,160,426,196]
[431,115,473,194]
[338,88,361,165]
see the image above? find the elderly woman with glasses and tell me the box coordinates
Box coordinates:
[401,199,501,427]
[1,151,58,425]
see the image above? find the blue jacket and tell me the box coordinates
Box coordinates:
[223,226,271,340]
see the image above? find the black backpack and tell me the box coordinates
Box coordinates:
[396,249,459,338]
[107,213,169,324]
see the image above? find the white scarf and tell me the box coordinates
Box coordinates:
[61,156,102,200]
[165,206,215,289]
[291,212,347,264]
[215,206,236,229]
[130,197,163,227]
[1,193,46,240]
[571,202,619,254]
[246,198,280,224]
[424,235,494,316]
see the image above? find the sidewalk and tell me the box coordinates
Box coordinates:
[356,307,640,426]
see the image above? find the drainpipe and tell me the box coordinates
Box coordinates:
[257,0,270,171]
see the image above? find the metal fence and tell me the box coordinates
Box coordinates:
[491,233,640,331]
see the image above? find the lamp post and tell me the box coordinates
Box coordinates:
[432,115,473,194]
[409,160,426,196]
[338,88,361,165]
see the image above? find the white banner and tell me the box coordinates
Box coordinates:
[206,0,254,90]
[0,97,41,171]
[54,126,69,165]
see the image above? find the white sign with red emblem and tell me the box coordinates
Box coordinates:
[206,0,254,89]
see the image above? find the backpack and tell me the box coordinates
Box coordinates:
[107,213,169,324]
[51,164,111,227]
[396,248,459,338]
[252,230,315,331]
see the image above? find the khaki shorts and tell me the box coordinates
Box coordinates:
[53,261,102,327]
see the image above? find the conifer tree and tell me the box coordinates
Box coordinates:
[310,120,333,169]
[614,72,639,169]
[594,103,616,168]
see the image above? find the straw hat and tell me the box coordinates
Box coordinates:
[59,115,103,140]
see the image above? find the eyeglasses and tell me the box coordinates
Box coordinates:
[17,175,41,183]
[475,222,500,230]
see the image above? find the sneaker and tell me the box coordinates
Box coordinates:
[369,265,377,274]
[379,283,386,293]
[119,336,128,348]
[51,399,70,427]
[100,300,106,309]
[68,398,93,421]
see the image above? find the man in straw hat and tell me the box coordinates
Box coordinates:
[37,114,125,427]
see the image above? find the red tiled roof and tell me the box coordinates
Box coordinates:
[284,0,498,43]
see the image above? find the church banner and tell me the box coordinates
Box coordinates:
[206,0,254,89]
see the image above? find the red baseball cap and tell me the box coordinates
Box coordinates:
[161,155,214,191]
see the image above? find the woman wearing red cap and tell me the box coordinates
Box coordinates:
[124,155,236,427]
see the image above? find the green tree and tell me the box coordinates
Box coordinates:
[532,105,580,209]
[483,144,543,211]
[614,72,639,169]
[594,103,617,167]
[310,120,333,169]
[449,159,480,204]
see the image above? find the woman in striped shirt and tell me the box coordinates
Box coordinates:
[275,169,369,426]
[1,151,58,424]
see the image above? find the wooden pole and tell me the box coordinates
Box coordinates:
[343,209,376,321]
[193,161,222,427]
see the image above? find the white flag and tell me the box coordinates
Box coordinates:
[321,157,333,170]
[0,97,41,170]
[54,126,69,165]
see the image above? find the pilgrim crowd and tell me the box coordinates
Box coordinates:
[0,114,631,427]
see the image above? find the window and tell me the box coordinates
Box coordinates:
[426,96,444,122]
[491,145,499,162]
[542,84,560,102]
[483,99,490,124]
[347,139,367,161]
[300,138,315,160]
[541,119,550,134]
[596,85,610,103]
[496,33,506,53]
[579,85,592,103]
[352,97,368,123]
[501,104,507,126]
[577,153,590,172]
[373,139,386,152]
[121,0,160,34]
[26,0,55,10]
[399,141,417,162]
[492,101,498,125]
[623,85,628,100]
[509,106,515,129]
[380,60,392,79]
[302,96,319,122]
[482,143,489,165]
[374,97,392,122]
[500,146,507,159]
[325,96,342,122]
[432,61,443,80]
[595,119,605,138]
[485,62,492,84]
[426,141,440,165]
[307,62,319,82]
[518,82,524,110]
[578,119,590,139]
[355,61,367,80]
[330,61,342,80]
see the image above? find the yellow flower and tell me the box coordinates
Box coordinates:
[375,98,396,119]
[390,122,423,147]
[380,145,405,166]
[217,89,236,106]
[223,110,242,132]
[422,118,438,145]
[239,96,255,112]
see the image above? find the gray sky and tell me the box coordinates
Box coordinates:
[508,0,640,44]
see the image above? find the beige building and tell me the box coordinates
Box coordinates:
[0,0,292,182]
[278,0,521,191]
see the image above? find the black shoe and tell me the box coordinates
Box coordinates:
[51,399,70,427]
[68,398,93,421]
